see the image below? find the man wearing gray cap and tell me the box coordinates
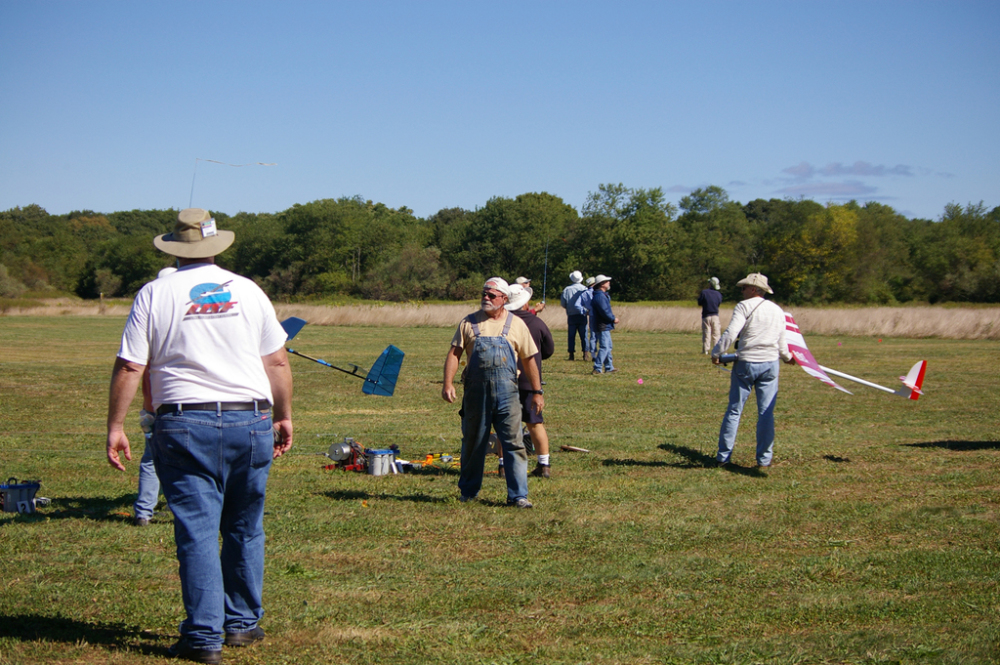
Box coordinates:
[698,277,723,355]
[711,273,794,468]
[442,277,543,507]
[106,208,293,663]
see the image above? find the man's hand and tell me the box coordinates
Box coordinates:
[442,347,462,403]
[107,429,132,471]
[712,356,721,366]
[531,393,544,415]
[272,418,293,458]
[107,357,144,471]
[783,356,797,365]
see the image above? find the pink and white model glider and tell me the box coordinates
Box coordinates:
[784,312,926,401]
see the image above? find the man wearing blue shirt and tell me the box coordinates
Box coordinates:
[698,277,723,354]
[590,275,619,374]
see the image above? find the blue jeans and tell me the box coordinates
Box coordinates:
[718,360,780,466]
[133,433,161,520]
[593,330,615,372]
[459,334,529,503]
[567,315,588,354]
[152,408,274,650]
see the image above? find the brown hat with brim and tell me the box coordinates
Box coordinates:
[153,208,235,259]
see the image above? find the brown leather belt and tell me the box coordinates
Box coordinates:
[156,401,270,416]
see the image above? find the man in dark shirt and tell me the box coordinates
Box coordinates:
[506,284,555,477]
[698,277,723,355]
[590,275,619,374]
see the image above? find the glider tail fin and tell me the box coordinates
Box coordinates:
[280,316,308,341]
[895,360,926,401]
[363,345,405,396]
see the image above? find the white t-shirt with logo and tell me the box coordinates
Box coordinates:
[117,263,287,408]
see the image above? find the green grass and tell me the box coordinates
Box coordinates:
[1,316,998,664]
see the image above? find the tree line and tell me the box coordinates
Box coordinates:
[2,185,998,305]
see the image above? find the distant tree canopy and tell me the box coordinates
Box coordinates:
[2,187,998,304]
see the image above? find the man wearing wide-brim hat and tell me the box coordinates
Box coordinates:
[106,208,293,663]
[505,283,556,478]
[711,272,794,469]
[560,271,588,360]
[590,274,619,374]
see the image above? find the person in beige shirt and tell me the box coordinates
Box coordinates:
[711,273,794,468]
[443,277,542,508]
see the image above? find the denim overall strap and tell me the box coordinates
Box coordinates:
[468,312,513,341]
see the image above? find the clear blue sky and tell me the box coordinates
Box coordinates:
[2,1,997,221]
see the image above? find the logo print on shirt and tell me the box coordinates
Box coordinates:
[185,281,238,316]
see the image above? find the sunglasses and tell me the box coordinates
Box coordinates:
[482,291,505,300]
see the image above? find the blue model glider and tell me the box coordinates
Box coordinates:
[279,317,404,396]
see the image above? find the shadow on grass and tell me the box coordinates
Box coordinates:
[823,455,851,463]
[603,458,673,468]
[656,443,717,468]
[0,613,166,656]
[904,440,1000,451]
[323,489,450,504]
[0,495,134,526]
[626,444,769,477]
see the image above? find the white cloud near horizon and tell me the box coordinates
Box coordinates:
[775,180,878,198]
[782,161,915,179]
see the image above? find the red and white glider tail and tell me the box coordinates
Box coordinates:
[784,313,852,394]
[895,360,926,401]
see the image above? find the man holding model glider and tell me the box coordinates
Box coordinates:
[711,273,794,468]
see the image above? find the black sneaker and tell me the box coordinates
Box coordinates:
[133,517,150,527]
[225,625,265,647]
[167,638,222,664]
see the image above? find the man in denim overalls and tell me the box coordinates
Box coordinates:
[442,278,544,508]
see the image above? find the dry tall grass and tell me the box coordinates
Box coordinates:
[281,302,1000,339]
[4,298,998,339]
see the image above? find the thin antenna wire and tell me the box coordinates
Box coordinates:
[541,240,549,303]
[188,158,199,208]
[188,158,278,208]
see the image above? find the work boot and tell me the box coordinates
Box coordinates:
[567,352,575,361]
[529,464,550,478]
[225,626,265,647]
[167,638,222,664]
[582,352,590,361]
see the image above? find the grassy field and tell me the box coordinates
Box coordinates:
[0,316,998,664]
